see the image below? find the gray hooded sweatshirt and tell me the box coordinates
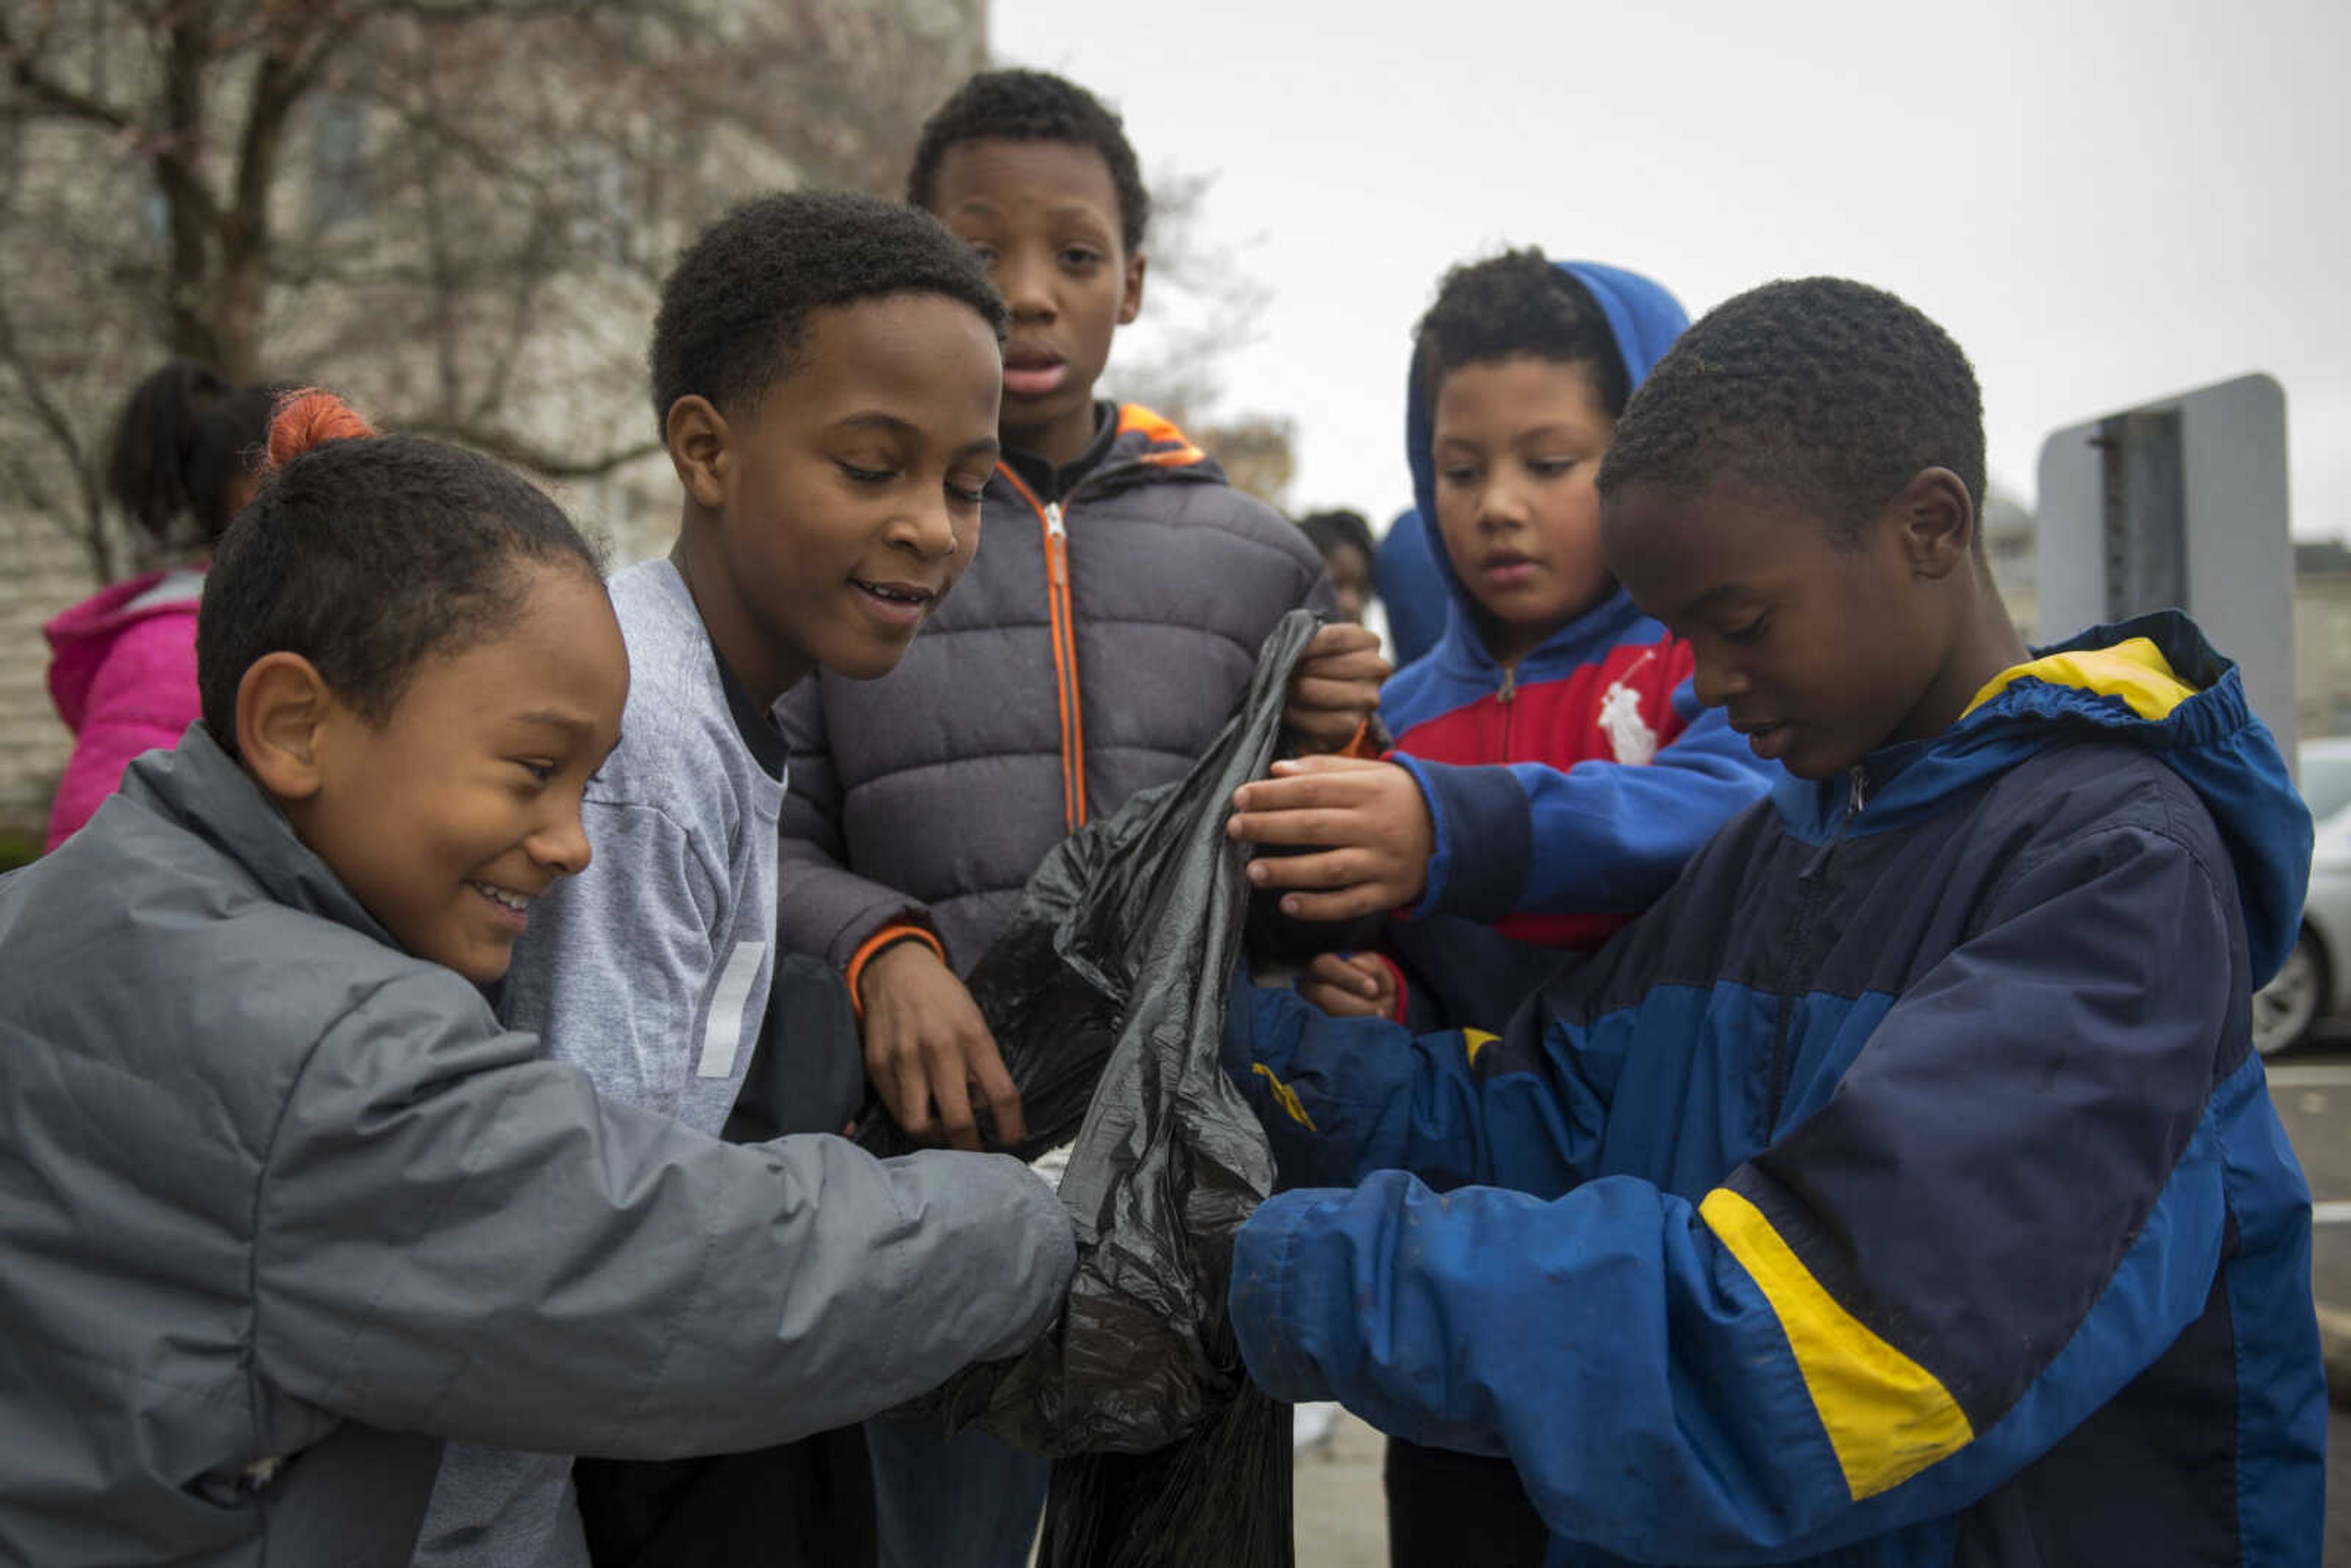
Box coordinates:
[0,729,1075,1568]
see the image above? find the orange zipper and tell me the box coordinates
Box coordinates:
[999,468,1089,831]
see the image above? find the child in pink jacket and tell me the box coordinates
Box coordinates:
[44,362,287,849]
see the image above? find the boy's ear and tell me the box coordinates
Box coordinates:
[235,652,336,803]
[1117,250,1146,327]
[1892,466,1975,580]
[665,395,732,512]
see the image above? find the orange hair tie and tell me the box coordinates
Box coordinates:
[265,388,378,471]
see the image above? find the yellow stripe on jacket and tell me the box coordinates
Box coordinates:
[1700,1187,1976,1500]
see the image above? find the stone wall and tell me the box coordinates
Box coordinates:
[0,515,105,841]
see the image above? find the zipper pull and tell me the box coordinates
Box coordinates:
[1044,502,1068,586]
[1847,766,1867,817]
[1498,665,1517,702]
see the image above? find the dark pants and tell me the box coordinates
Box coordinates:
[865,1417,1051,1568]
[576,958,885,1567]
[574,1426,876,1568]
[1383,1436,1551,1568]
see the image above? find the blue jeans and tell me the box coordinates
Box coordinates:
[864,1416,1051,1568]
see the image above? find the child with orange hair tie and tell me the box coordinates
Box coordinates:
[0,391,1073,1568]
[43,361,293,848]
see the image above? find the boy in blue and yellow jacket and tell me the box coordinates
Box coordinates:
[1221,277,2323,1567]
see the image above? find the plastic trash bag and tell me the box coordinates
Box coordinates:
[858,609,1325,1567]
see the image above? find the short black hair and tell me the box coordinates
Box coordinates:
[1412,249,1630,419]
[198,431,603,754]
[1597,277,1986,549]
[906,68,1150,254]
[108,361,298,545]
[1298,508,1374,563]
[649,190,1008,438]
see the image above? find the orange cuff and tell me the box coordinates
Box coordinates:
[1340,718,1385,760]
[846,923,946,1019]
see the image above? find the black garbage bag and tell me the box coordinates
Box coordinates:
[858,609,1327,1567]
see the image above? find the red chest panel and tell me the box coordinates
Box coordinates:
[1393,639,1693,771]
[1393,638,1696,953]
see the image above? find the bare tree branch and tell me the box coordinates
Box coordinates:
[0,0,993,579]
[0,290,108,579]
[0,11,132,132]
[403,421,663,479]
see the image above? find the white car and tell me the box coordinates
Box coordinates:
[2254,736,2351,1054]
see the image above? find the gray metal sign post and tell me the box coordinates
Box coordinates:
[2036,372,2294,777]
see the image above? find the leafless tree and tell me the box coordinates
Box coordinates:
[1108,166,1295,509]
[0,0,983,582]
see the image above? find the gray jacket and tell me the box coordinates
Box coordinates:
[777,404,1332,970]
[0,730,1075,1568]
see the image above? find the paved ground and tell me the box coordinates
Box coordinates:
[2271,1050,2351,1318]
[2271,1039,2351,1564]
[1284,1037,2351,1566]
[1292,1409,1388,1568]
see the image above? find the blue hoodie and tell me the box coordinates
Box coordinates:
[1371,507,1445,670]
[1375,262,1693,673]
[1226,612,2321,1567]
[1376,261,1775,1026]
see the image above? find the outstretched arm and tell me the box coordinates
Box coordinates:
[255,971,1076,1458]
[1231,680,1771,924]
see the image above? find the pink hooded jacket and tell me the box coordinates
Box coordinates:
[43,570,204,851]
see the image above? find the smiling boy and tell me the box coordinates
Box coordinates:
[413,192,1067,1568]
[1218,278,2322,1566]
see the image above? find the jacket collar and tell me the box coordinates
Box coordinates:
[119,724,399,948]
[1419,585,1652,692]
[988,402,1224,511]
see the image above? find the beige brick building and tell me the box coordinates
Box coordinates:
[2,0,987,849]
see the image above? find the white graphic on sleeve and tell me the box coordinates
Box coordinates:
[1598,681,1659,765]
[696,940,768,1079]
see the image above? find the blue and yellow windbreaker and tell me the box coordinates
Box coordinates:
[1224,611,2322,1567]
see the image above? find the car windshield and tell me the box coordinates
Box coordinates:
[2301,751,2351,823]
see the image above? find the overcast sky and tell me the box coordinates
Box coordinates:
[991,0,2350,539]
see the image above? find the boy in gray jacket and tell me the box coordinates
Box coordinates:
[414,193,1039,1566]
[0,393,1071,1568]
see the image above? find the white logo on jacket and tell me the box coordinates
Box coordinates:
[1599,681,1659,765]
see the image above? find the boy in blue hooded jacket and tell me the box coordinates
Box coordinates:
[1220,277,2323,1567]
[1247,250,1779,1561]
[1257,252,1773,1045]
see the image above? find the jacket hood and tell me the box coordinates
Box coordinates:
[44,570,203,731]
[1402,260,1690,672]
[1774,609,2311,986]
[1062,403,1231,499]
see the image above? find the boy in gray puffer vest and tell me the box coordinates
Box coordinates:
[774,67,1388,1568]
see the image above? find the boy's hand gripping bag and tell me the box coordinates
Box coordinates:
[858,610,1325,1568]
